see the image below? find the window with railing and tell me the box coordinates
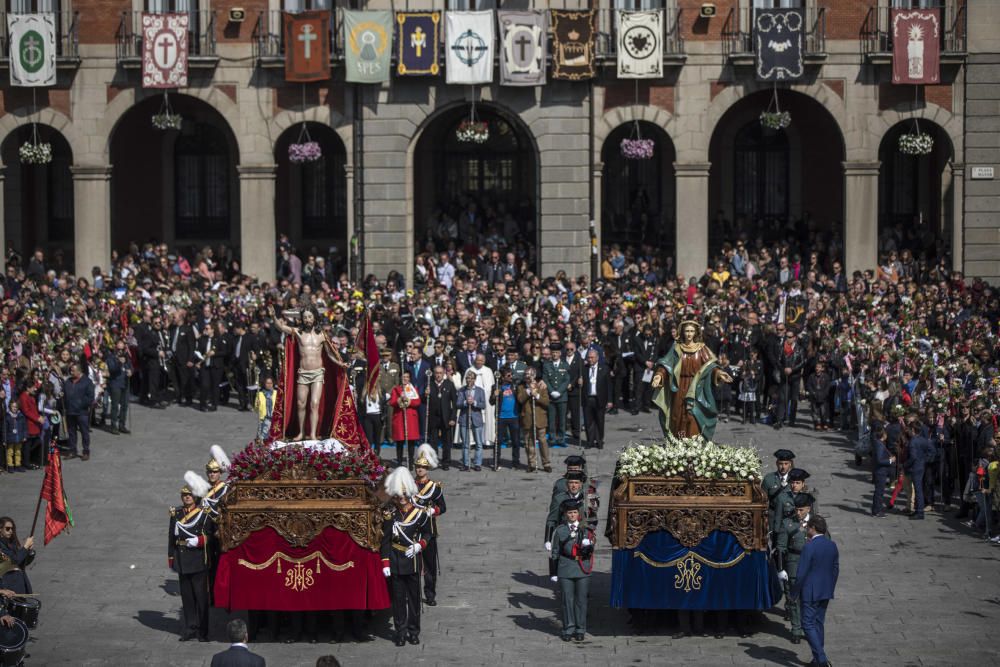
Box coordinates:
[2,0,79,60]
[862,0,966,55]
[254,0,339,60]
[597,0,684,59]
[724,0,824,56]
[117,1,216,60]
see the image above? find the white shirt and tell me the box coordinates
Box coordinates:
[589,365,598,396]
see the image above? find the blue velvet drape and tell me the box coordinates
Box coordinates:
[610,529,780,610]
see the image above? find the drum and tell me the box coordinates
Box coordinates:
[0,616,27,667]
[5,597,39,629]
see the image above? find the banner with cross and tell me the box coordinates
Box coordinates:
[498,10,547,87]
[141,12,189,89]
[445,11,494,85]
[396,11,440,77]
[8,13,57,87]
[284,10,330,83]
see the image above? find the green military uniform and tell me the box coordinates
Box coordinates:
[549,500,594,641]
[771,486,796,534]
[763,449,795,536]
[776,493,814,642]
[542,349,570,446]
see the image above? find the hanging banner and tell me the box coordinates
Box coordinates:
[396,11,440,76]
[617,10,662,79]
[892,8,940,84]
[344,10,392,83]
[142,12,188,88]
[498,10,546,87]
[550,10,595,81]
[7,13,57,87]
[284,10,330,83]
[754,8,804,81]
[445,11,494,85]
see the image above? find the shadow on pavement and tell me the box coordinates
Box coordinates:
[135,610,182,635]
[508,611,560,636]
[507,590,554,612]
[739,641,804,666]
[510,570,551,589]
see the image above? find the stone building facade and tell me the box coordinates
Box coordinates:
[0,0,993,284]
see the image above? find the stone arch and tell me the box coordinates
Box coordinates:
[867,102,961,164]
[594,104,676,155]
[269,107,352,157]
[0,108,86,167]
[99,87,244,163]
[703,81,848,163]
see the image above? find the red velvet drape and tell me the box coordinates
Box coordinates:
[214,526,389,611]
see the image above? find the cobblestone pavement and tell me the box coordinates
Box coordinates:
[4,404,999,666]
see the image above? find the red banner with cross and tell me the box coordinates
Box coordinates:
[285,11,330,82]
[892,8,940,85]
[142,12,189,88]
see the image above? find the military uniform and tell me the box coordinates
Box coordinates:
[412,477,446,605]
[168,494,214,641]
[771,485,797,534]
[381,505,431,645]
[549,502,595,641]
[551,468,600,535]
[542,351,571,446]
[507,359,528,386]
[763,449,795,539]
[776,494,814,642]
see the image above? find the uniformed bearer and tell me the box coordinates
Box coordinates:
[168,472,214,642]
[763,449,795,537]
[776,492,815,645]
[549,498,595,642]
[381,467,431,647]
[412,444,446,606]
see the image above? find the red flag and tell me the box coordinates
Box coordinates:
[285,11,331,82]
[141,12,189,88]
[892,8,940,84]
[41,447,71,545]
[355,311,380,398]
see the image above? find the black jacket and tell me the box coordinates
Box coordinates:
[380,506,431,576]
[582,362,611,405]
[426,379,457,424]
[168,323,197,365]
[210,645,266,667]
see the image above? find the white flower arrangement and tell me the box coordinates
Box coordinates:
[616,434,762,481]
[759,111,791,130]
[152,113,183,131]
[898,132,933,155]
[19,141,52,165]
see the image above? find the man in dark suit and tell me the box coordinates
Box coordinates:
[456,337,479,376]
[211,619,265,667]
[605,321,636,414]
[792,515,839,667]
[229,320,257,412]
[582,349,611,449]
[426,364,457,470]
[564,341,585,445]
[632,324,657,414]
[169,309,197,406]
[196,321,228,412]
[405,347,432,442]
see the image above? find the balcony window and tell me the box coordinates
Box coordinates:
[283,0,331,11]
[614,0,665,9]
[752,0,802,8]
[891,1,937,8]
[447,1,496,10]
[8,0,60,11]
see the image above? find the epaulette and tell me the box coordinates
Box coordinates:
[435,481,444,490]
[169,506,176,516]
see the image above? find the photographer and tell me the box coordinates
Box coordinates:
[104,339,133,435]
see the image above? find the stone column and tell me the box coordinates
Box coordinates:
[950,162,964,273]
[843,161,880,277]
[238,164,277,282]
[71,164,112,276]
[592,162,603,281]
[344,163,356,278]
[673,162,711,281]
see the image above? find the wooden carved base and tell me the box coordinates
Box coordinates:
[218,479,382,552]
[623,507,757,550]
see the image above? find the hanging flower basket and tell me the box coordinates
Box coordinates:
[621,138,655,160]
[289,140,322,164]
[19,141,52,165]
[898,132,933,156]
[456,120,489,144]
[152,113,183,130]
[760,111,791,130]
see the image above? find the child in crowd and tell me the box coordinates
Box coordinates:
[254,376,275,442]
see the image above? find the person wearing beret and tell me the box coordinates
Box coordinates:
[548,499,595,642]
[776,493,815,645]
[764,450,795,535]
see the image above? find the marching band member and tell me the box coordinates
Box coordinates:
[168,472,214,642]
[412,444,447,606]
[381,467,431,647]
[201,445,231,518]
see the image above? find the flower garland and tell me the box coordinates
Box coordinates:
[289,140,322,163]
[621,138,655,160]
[616,434,762,481]
[898,132,933,156]
[152,113,183,131]
[228,441,387,485]
[760,111,791,130]
[19,141,52,165]
[456,120,489,144]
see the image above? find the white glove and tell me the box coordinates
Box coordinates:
[581,538,591,547]
[550,576,558,583]
[777,570,789,582]
[382,567,391,578]
[544,542,552,552]
[550,391,560,399]
[185,537,199,548]
[405,543,423,558]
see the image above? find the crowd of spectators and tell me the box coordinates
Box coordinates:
[2,233,998,541]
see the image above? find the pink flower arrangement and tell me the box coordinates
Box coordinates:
[228,441,386,486]
[620,138,654,160]
[288,141,322,164]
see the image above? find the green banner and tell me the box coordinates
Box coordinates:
[344,10,392,84]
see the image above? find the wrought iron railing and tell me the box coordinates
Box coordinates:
[861,1,966,56]
[116,10,217,62]
[595,7,685,59]
[252,9,343,61]
[0,11,79,60]
[723,6,826,56]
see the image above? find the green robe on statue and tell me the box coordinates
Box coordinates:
[651,342,720,440]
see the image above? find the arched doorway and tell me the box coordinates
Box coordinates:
[708,89,844,262]
[274,122,348,271]
[878,119,953,263]
[2,124,75,270]
[413,104,538,269]
[601,120,676,261]
[109,94,239,255]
